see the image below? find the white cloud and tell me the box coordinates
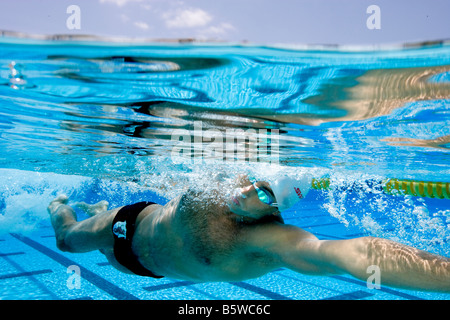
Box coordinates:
[99,0,143,7]
[163,8,213,29]
[203,22,235,37]
[134,21,150,30]
[99,1,235,39]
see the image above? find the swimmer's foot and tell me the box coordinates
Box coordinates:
[47,195,69,215]
[75,200,109,216]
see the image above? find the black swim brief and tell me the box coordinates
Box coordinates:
[112,201,164,278]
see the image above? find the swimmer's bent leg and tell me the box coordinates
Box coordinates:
[48,195,75,251]
[48,195,116,253]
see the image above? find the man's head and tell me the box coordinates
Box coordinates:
[228,178,279,218]
[227,174,312,219]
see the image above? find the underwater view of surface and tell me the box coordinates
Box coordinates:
[0,36,449,300]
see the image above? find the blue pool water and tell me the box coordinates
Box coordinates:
[0,36,449,300]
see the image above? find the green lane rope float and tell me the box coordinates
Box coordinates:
[383,178,450,199]
[311,177,450,199]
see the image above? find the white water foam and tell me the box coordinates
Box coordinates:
[321,170,450,255]
[0,169,90,235]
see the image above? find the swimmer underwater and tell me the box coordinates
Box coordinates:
[48,174,450,292]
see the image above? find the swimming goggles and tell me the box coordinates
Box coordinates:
[252,181,278,207]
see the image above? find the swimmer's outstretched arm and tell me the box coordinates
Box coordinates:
[308,236,449,292]
[247,224,450,292]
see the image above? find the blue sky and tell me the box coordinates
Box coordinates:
[0,0,449,45]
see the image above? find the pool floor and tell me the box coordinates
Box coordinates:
[1,195,449,300]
